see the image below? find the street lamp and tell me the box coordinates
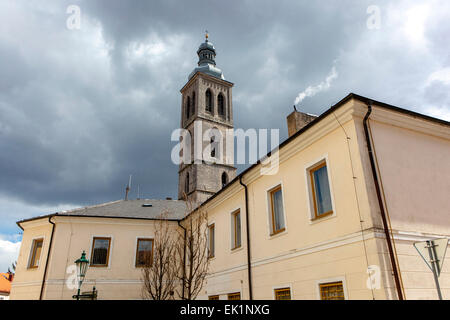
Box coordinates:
[74,250,89,300]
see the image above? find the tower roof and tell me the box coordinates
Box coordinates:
[189,33,225,80]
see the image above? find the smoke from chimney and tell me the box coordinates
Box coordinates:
[294,65,338,106]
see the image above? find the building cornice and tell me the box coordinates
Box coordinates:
[180,71,233,93]
[353,100,450,140]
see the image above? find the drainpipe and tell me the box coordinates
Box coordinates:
[39,215,56,300]
[363,101,404,300]
[239,176,253,300]
[177,220,187,300]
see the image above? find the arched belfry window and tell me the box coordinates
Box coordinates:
[186,96,191,119]
[210,136,216,158]
[221,172,228,188]
[209,128,221,160]
[218,93,225,117]
[185,172,190,195]
[205,89,213,113]
[191,91,196,116]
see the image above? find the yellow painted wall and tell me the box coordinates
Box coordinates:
[11,216,180,300]
[201,101,388,300]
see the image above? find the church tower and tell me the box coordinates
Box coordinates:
[178,33,237,205]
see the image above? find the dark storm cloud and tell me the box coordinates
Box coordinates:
[0,0,449,236]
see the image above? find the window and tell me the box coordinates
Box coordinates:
[228,292,241,300]
[185,172,190,195]
[28,238,43,268]
[309,162,333,219]
[320,282,345,300]
[205,89,213,113]
[274,288,291,300]
[269,186,285,235]
[210,137,216,158]
[191,92,196,115]
[135,238,154,267]
[221,172,228,188]
[209,295,219,300]
[186,96,191,118]
[209,128,221,161]
[90,237,111,267]
[218,93,225,116]
[208,224,215,258]
[232,210,241,249]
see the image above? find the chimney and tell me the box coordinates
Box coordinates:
[286,106,317,137]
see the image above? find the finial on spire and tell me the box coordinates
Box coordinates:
[205,29,209,41]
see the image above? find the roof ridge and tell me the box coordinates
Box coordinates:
[59,199,124,214]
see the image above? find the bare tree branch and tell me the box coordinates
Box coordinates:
[175,194,210,300]
[141,211,178,300]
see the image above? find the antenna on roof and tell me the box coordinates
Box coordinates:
[293,105,298,112]
[125,175,132,201]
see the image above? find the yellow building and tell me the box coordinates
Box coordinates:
[196,93,450,301]
[10,36,450,300]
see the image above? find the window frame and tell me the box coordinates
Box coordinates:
[305,157,336,223]
[309,162,333,219]
[90,236,112,268]
[208,295,220,300]
[315,277,348,300]
[274,287,292,300]
[319,281,345,300]
[135,238,154,268]
[28,238,44,269]
[231,209,242,250]
[208,223,215,258]
[227,292,241,300]
[268,184,286,236]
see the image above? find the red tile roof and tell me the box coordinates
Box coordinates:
[0,273,13,294]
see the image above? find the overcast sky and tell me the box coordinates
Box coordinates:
[0,0,449,271]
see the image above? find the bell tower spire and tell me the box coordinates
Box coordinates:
[178,34,237,205]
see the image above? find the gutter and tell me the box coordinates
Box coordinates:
[39,215,56,300]
[177,220,187,300]
[363,101,404,300]
[239,176,253,300]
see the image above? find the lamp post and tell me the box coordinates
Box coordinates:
[74,250,89,300]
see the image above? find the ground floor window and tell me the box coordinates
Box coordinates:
[227,292,241,300]
[274,287,291,300]
[319,281,344,300]
[208,295,219,300]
